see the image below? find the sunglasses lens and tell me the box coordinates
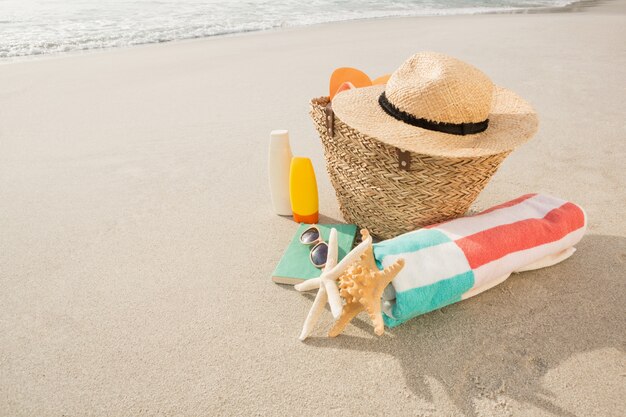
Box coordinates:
[310,242,328,268]
[300,227,320,244]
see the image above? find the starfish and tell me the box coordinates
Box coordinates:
[329,233,405,337]
[294,228,374,340]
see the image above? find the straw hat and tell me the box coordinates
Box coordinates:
[331,52,538,158]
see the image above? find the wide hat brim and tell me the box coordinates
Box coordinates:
[331,84,538,158]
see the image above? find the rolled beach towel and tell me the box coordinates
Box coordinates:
[373,194,587,327]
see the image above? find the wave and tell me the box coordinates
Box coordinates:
[0,0,579,60]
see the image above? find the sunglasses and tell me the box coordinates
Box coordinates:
[299,225,329,269]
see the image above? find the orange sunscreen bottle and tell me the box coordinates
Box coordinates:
[289,157,319,224]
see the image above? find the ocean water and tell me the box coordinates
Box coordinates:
[0,0,576,59]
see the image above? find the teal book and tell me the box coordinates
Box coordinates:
[272,223,358,285]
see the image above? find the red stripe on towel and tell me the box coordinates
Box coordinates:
[456,202,586,269]
[425,194,537,229]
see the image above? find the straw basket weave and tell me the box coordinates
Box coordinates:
[310,96,510,240]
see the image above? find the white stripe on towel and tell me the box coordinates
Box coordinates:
[435,194,568,240]
[382,241,471,293]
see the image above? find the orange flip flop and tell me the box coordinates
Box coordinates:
[372,74,391,85]
[333,81,356,98]
[329,67,372,100]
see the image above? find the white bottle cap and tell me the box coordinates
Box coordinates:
[270,129,289,141]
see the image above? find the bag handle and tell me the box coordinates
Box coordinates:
[397,149,411,171]
[324,102,334,137]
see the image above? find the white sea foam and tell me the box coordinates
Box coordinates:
[0,0,577,59]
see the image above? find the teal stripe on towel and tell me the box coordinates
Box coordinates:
[383,270,475,328]
[373,229,451,261]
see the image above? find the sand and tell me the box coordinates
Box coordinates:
[1,1,625,416]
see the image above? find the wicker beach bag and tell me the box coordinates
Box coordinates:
[310,52,538,240]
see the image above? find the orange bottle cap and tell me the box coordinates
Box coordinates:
[293,212,319,224]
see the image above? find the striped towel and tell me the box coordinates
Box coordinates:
[373,194,587,328]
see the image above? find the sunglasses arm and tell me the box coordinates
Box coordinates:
[295,231,373,292]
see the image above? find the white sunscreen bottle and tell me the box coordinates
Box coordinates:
[268,130,293,215]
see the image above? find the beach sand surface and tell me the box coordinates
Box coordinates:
[1,1,625,416]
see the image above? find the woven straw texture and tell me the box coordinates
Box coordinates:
[385,52,494,125]
[332,52,538,158]
[311,96,510,240]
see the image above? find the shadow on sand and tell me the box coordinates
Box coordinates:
[293,234,626,416]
